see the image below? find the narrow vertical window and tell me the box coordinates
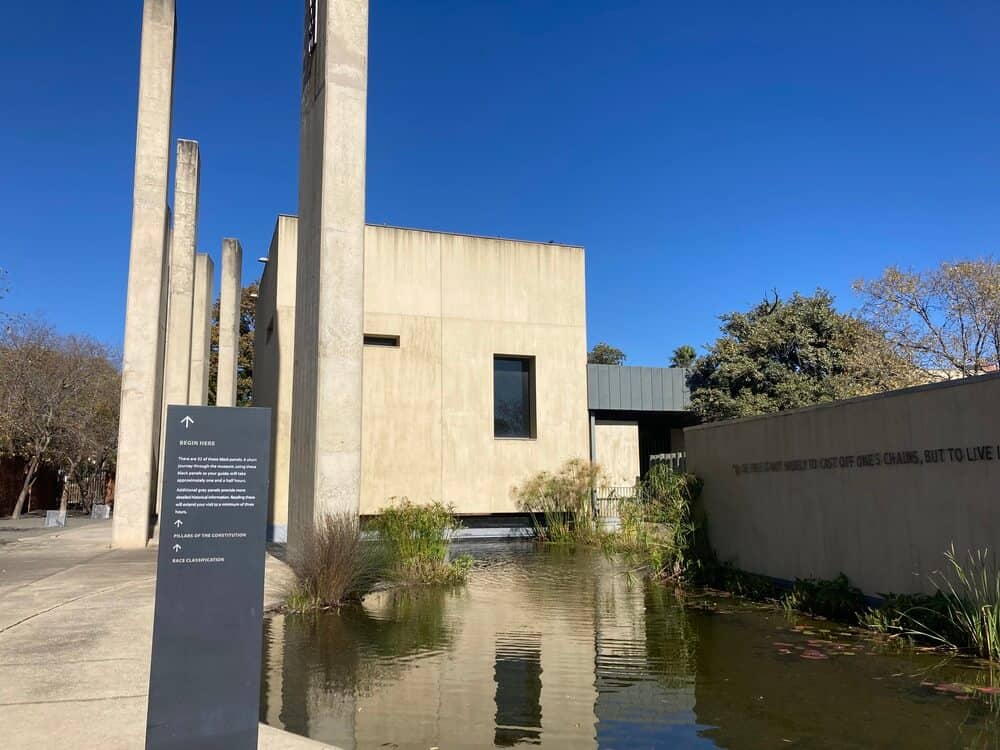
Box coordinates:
[494,356,536,439]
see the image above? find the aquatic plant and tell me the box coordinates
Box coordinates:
[860,591,956,642]
[286,512,384,612]
[368,498,473,585]
[512,459,602,545]
[606,465,705,582]
[781,574,867,621]
[866,547,1000,661]
[932,546,1000,661]
[701,562,782,601]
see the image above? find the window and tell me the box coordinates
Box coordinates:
[364,334,400,348]
[494,356,536,439]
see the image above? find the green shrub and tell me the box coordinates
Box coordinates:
[286,512,383,612]
[700,562,782,601]
[512,459,602,545]
[369,499,472,585]
[782,574,866,621]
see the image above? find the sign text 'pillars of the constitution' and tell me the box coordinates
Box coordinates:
[146,405,271,750]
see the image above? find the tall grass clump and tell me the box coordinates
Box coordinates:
[616,464,704,581]
[512,459,602,544]
[287,512,383,612]
[369,499,473,585]
[935,547,1000,661]
[870,546,1000,660]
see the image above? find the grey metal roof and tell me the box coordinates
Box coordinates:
[587,364,692,412]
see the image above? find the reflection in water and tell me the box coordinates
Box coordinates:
[494,633,543,746]
[262,545,1000,749]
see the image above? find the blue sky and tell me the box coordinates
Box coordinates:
[1,1,998,366]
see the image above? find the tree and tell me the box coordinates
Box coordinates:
[854,259,1000,379]
[209,282,257,407]
[588,342,626,366]
[670,344,697,368]
[0,268,10,323]
[0,319,118,519]
[688,290,918,422]
[54,351,120,514]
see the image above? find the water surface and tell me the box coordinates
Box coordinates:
[262,544,1000,749]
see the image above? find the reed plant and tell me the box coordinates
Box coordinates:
[512,459,602,545]
[368,499,473,585]
[935,547,1000,660]
[286,512,384,612]
[608,465,704,581]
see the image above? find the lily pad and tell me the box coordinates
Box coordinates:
[800,649,829,660]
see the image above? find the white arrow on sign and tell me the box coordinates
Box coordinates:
[172,544,182,552]
[174,520,183,528]
[181,416,195,429]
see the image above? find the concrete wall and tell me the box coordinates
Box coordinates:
[593,421,640,487]
[686,373,1000,595]
[360,226,590,515]
[253,216,298,542]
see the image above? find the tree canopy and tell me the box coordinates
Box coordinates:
[688,290,917,422]
[855,258,1000,379]
[0,318,120,518]
[670,344,697,368]
[588,342,626,366]
[209,282,257,407]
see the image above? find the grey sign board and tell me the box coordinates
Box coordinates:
[146,405,271,750]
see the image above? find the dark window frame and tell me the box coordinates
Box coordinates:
[493,355,537,440]
[364,334,401,348]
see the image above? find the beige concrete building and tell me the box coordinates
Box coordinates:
[360,225,590,516]
[254,216,298,541]
[255,220,591,540]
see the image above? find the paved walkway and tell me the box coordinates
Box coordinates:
[0,521,336,749]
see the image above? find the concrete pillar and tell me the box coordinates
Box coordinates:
[189,252,214,405]
[289,0,368,551]
[162,139,200,409]
[216,238,242,407]
[154,140,200,519]
[113,0,176,549]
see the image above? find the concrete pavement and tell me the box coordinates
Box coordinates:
[0,521,336,749]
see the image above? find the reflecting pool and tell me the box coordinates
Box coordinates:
[261,544,1000,749]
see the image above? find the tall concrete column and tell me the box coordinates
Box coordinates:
[154,140,200,519]
[162,139,200,408]
[189,252,214,405]
[217,238,243,407]
[289,0,369,551]
[113,0,176,549]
